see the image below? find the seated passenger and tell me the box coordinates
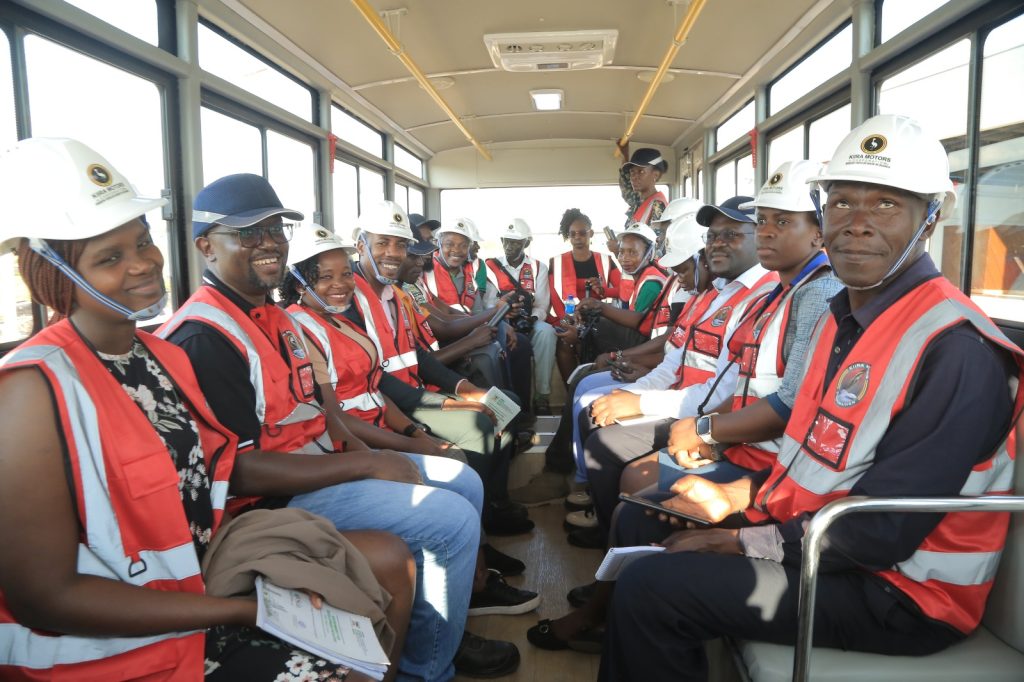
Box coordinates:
[0,138,413,682]
[159,174,519,680]
[600,114,1023,681]
[481,219,557,415]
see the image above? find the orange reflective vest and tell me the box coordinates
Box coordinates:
[669,270,779,389]
[483,257,539,295]
[351,273,422,388]
[632,190,668,224]
[722,259,831,471]
[158,285,329,513]
[424,257,477,312]
[752,275,1024,634]
[627,263,668,314]
[288,305,388,428]
[548,251,620,322]
[0,321,238,681]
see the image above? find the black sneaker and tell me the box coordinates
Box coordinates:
[483,501,535,536]
[453,631,521,678]
[468,569,541,616]
[482,543,526,576]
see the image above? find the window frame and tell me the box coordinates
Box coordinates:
[768,20,853,117]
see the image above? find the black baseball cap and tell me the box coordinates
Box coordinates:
[623,148,668,174]
[696,196,756,227]
[409,213,441,232]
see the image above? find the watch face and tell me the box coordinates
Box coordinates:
[697,416,711,436]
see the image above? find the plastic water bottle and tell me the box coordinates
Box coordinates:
[564,295,577,316]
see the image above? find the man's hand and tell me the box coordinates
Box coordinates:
[594,352,614,370]
[498,292,524,316]
[667,417,715,468]
[662,476,756,525]
[606,237,620,257]
[366,450,423,485]
[466,324,498,349]
[554,323,579,344]
[610,359,642,383]
[502,323,518,350]
[590,389,642,427]
[577,297,603,313]
[661,528,742,555]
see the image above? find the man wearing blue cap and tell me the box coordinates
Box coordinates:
[160,173,520,681]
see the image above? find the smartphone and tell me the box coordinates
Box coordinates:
[603,226,616,241]
[618,492,712,526]
[486,302,511,328]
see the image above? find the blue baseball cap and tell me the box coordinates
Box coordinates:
[192,173,303,239]
[408,234,439,256]
[696,196,756,227]
[623,148,668,174]
[409,213,441,232]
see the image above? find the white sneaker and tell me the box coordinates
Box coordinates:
[564,508,598,529]
[565,490,593,509]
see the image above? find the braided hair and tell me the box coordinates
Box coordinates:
[17,238,86,323]
[558,208,592,240]
[278,254,320,307]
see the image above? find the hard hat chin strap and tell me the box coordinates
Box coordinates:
[359,233,398,286]
[28,238,167,322]
[844,199,941,291]
[627,242,656,276]
[289,265,348,314]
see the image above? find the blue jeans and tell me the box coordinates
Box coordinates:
[288,453,483,682]
[571,370,620,482]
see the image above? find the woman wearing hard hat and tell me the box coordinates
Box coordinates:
[0,138,414,681]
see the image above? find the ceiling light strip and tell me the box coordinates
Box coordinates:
[349,0,492,160]
[619,0,707,146]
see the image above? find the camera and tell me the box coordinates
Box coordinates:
[503,290,536,335]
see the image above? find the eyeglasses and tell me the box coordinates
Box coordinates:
[702,229,753,245]
[567,230,591,238]
[209,223,294,248]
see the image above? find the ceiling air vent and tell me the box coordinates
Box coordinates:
[483,30,618,72]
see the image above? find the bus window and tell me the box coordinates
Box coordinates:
[971,14,1024,323]
[879,0,953,43]
[808,103,851,164]
[768,125,803,176]
[201,107,263,182]
[267,130,315,227]
[62,0,158,46]
[333,159,359,229]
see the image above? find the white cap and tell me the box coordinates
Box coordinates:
[0,137,167,252]
[501,218,532,241]
[437,217,478,242]
[808,114,956,217]
[616,222,658,245]
[353,200,415,241]
[740,160,824,213]
[287,223,355,267]
[657,198,704,268]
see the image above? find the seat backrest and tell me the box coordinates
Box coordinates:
[982,416,1024,652]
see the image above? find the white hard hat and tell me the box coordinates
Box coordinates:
[0,137,167,252]
[809,114,956,217]
[436,217,477,242]
[616,222,658,245]
[353,200,414,241]
[740,160,824,213]
[287,223,356,267]
[501,218,532,241]
[658,198,704,268]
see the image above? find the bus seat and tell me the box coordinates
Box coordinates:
[734,416,1024,681]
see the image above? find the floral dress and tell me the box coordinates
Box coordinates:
[99,339,352,682]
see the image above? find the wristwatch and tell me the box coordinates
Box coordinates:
[402,423,419,437]
[695,413,718,446]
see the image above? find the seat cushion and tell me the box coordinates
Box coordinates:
[738,626,1024,682]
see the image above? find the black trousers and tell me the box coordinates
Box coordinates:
[580,413,675,532]
[599,500,964,682]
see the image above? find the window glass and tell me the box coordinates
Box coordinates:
[695,169,703,201]
[0,30,12,151]
[970,14,1024,322]
[358,166,385,212]
[408,186,424,216]
[198,23,312,122]
[332,160,358,233]
[395,145,424,178]
[770,25,852,115]
[715,162,736,204]
[332,105,383,158]
[200,107,263,184]
[683,176,692,198]
[25,36,172,321]
[878,40,970,289]
[808,103,851,163]
[394,183,409,212]
[62,0,158,46]
[767,125,804,174]
[716,100,755,151]
[880,0,953,43]
[0,30,28,344]
[267,130,315,226]
[736,155,755,198]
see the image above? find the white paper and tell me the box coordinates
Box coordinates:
[612,414,664,426]
[594,545,667,581]
[481,386,521,433]
[566,362,595,386]
[255,576,389,679]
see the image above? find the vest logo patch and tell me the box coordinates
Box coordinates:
[737,343,759,377]
[803,408,853,470]
[297,364,315,398]
[282,330,306,359]
[669,325,687,348]
[752,311,771,338]
[835,362,870,407]
[711,306,732,328]
[692,328,722,357]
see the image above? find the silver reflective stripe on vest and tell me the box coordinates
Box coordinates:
[211,480,229,511]
[290,308,339,387]
[897,549,1003,586]
[160,301,268,423]
[341,390,385,412]
[0,623,199,669]
[353,286,389,367]
[382,350,418,372]
[650,280,680,337]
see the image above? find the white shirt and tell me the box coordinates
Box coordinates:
[622,263,771,419]
[482,255,551,320]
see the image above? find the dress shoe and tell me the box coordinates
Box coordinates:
[453,631,520,678]
[567,525,606,549]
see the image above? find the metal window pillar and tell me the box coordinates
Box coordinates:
[850,0,874,127]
